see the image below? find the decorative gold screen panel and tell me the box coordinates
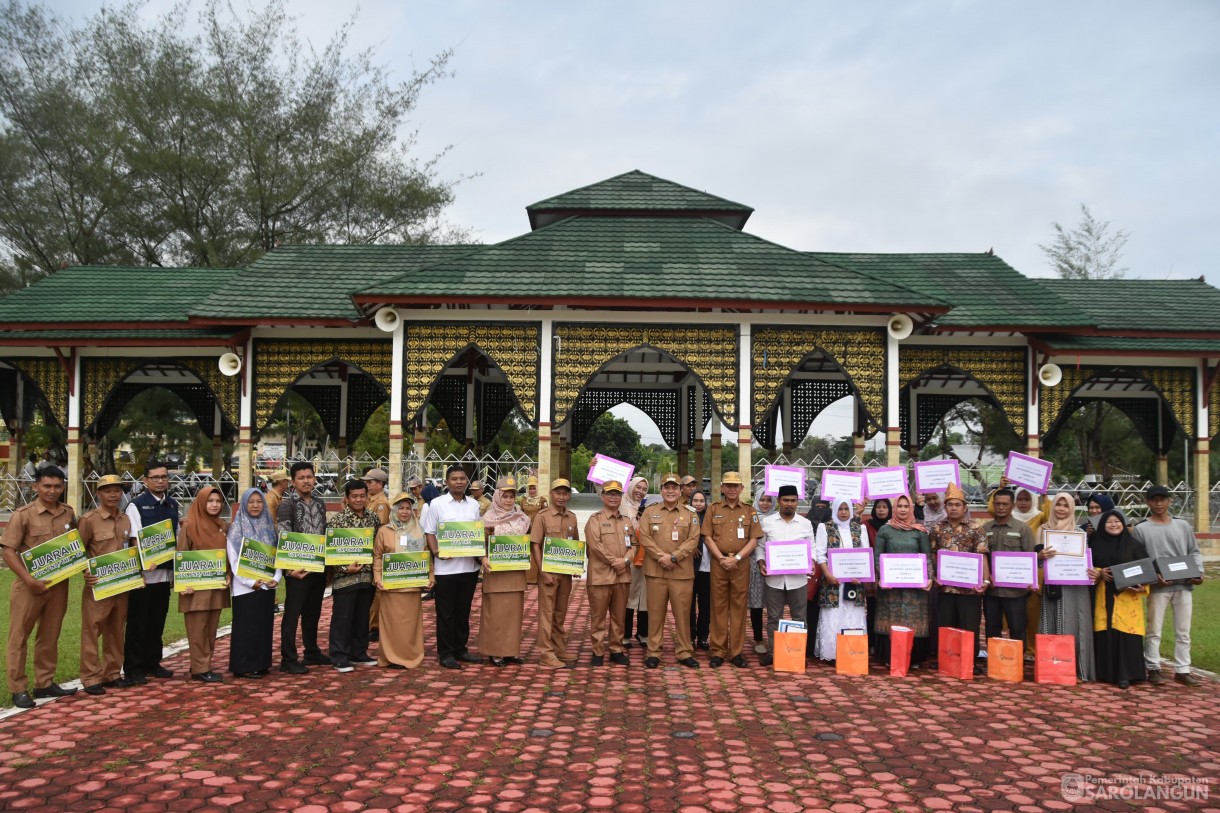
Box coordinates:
[79,357,240,431]
[1038,365,1195,438]
[900,347,1027,437]
[9,358,68,429]
[254,340,392,430]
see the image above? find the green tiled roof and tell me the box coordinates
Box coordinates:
[0,266,238,324]
[1040,279,1220,333]
[1036,335,1220,353]
[364,216,945,308]
[527,170,753,213]
[809,252,1093,328]
[0,328,236,340]
[190,244,478,321]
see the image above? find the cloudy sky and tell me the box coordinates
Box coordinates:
[55,1,1220,445]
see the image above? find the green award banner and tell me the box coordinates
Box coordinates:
[382,551,430,590]
[488,535,531,572]
[20,529,87,585]
[542,537,585,575]
[136,518,176,569]
[436,521,485,558]
[274,532,326,572]
[325,527,374,566]
[173,549,228,592]
[236,538,278,582]
[88,548,144,600]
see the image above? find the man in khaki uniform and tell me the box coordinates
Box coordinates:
[700,471,762,668]
[584,480,632,666]
[638,473,702,669]
[264,470,291,520]
[1,467,78,708]
[529,478,580,668]
[680,475,698,506]
[78,475,138,695]
[362,468,392,640]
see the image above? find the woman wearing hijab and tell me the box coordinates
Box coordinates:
[916,492,947,527]
[863,498,891,654]
[687,490,711,650]
[812,497,868,661]
[622,475,650,647]
[226,488,281,678]
[373,493,431,669]
[1081,494,1114,537]
[1088,509,1149,689]
[1038,492,1095,682]
[480,477,531,666]
[747,492,775,654]
[178,487,231,683]
[873,494,931,668]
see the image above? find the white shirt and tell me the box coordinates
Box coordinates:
[227,532,282,597]
[814,521,864,563]
[759,512,815,590]
[419,492,483,575]
[124,497,172,585]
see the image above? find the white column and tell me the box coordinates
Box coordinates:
[389,321,405,494]
[211,401,224,479]
[237,336,255,493]
[1026,345,1041,458]
[66,351,82,514]
[537,318,553,485]
[737,321,752,499]
[1195,360,1210,533]
[885,333,901,466]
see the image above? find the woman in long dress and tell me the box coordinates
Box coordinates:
[749,492,775,654]
[178,487,231,683]
[873,494,931,667]
[1089,509,1149,689]
[622,475,650,647]
[1038,492,1095,681]
[373,493,430,669]
[813,497,868,661]
[226,488,280,678]
[479,477,531,666]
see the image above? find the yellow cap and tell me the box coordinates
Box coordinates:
[495,475,519,491]
[550,478,572,491]
[391,491,416,505]
[601,480,624,493]
[96,474,124,490]
[721,471,744,485]
[267,469,290,483]
[526,475,539,486]
[660,473,681,486]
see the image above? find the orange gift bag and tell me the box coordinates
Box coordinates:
[938,627,974,680]
[890,626,914,677]
[835,634,869,675]
[1034,634,1076,685]
[987,637,1023,682]
[773,631,807,673]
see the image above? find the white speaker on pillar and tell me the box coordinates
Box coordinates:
[218,352,242,377]
[1038,363,1063,387]
[887,313,913,341]
[374,307,400,332]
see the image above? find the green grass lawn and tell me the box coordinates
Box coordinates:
[0,569,285,707]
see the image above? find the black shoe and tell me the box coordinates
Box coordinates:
[457,652,485,664]
[710,656,725,668]
[280,660,309,675]
[504,656,526,665]
[234,672,264,679]
[303,654,331,667]
[351,656,378,667]
[730,655,747,668]
[11,692,34,709]
[645,657,660,669]
[973,664,986,676]
[386,663,405,670]
[151,666,174,679]
[421,590,435,601]
[191,672,222,684]
[489,657,507,667]
[696,640,710,651]
[679,657,700,669]
[590,655,604,666]
[333,661,354,673]
[84,683,106,696]
[440,656,461,670]
[33,683,77,698]
[759,654,774,667]
[126,672,149,685]
[112,676,136,688]
[368,630,380,642]
[253,669,270,677]
[1117,680,1130,690]
[609,653,630,666]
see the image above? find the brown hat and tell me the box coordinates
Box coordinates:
[267,469,290,484]
[495,475,519,492]
[96,474,124,490]
[550,478,572,491]
[660,473,681,486]
[526,475,539,487]
[391,491,416,505]
[601,480,624,493]
[362,468,389,483]
[944,482,967,503]
[680,475,697,485]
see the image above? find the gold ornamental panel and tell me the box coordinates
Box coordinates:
[1037,365,1091,436]
[255,340,392,430]
[901,347,1027,438]
[753,328,885,430]
[553,324,737,427]
[1038,365,1195,438]
[80,357,241,431]
[179,358,241,427]
[9,358,68,429]
[1211,372,1220,441]
[405,323,540,424]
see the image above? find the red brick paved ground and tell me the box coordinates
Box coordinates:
[0,587,1216,812]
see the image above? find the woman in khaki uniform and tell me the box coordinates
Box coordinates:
[177,487,231,682]
[372,493,430,669]
[480,477,531,666]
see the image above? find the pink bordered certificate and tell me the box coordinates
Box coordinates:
[936,549,984,589]
[827,548,876,583]
[878,553,928,588]
[764,539,812,575]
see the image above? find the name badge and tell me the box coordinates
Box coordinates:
[671,531,679,541]
[736,528,745,539]
[625,534,632,548]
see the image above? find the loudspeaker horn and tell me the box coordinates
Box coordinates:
[374,307,400,332]
[887,313,914,341]
[1038,363,1063,387]
[218,352,242,377]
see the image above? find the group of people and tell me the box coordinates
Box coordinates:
[2,457,1206,709]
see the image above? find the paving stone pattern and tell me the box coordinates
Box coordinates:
[0,587,1216,812]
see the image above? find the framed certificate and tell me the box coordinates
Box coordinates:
[935,549,984,589]
[827,548,875,583]
[878,553,928,588]
[1043,530,1085,557]
[990,551,1037,589]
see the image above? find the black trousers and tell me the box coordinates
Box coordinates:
[984,594,1027,644]
[124,580,171,676]
[281,572,327,663]
[689,571,711,643]
[229,590,275,675]
[329,585,373,664]
[937,591,982,635]
[435,571,479,661]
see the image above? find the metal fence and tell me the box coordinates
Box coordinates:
[398,448,538,491]
[0,468,239,520]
